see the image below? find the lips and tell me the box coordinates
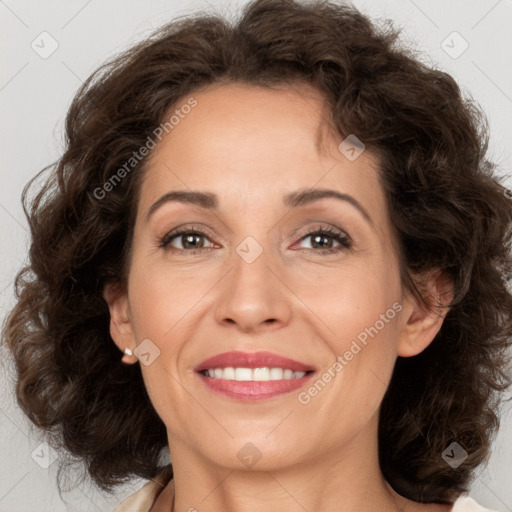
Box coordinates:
[194,351,316,401]
[194,351,315,373]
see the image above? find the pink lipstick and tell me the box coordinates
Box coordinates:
[194,351,316,401]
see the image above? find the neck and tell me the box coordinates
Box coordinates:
[164,417,411,512]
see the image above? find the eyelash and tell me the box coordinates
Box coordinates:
[158,224,352,255]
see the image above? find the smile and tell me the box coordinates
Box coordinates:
[194,351,316,400]
[200,367,308,380]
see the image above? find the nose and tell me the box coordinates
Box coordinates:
[213,239,292,333]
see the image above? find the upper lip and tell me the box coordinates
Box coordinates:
[194,351,316,373]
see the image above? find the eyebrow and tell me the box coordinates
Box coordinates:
[146,188,373,226]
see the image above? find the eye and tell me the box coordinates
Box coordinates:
[159,226,215,253]
[295,226,352,254]
[158,224,352,255]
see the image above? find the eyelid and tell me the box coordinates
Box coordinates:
[290,223,352,251]
[158,223,217,248]
[158,221,352,255]
[291,222,351,242]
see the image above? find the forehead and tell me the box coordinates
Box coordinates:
[139,82,385,223]
[148,81,335,168]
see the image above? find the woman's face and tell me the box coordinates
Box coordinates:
[107,82,439,473]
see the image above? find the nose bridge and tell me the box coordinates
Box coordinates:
[213,232,291,331]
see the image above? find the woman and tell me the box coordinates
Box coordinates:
[3,0,511,511]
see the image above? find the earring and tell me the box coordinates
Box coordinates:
[122,347,136,365]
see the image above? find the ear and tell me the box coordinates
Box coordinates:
[103,282,138,364]
[397,269,454,358]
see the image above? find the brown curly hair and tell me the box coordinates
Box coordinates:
[2,0,512,504]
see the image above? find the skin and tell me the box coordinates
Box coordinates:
[105,82,454,512]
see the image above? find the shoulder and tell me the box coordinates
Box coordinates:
[451,495,498,512]
[113,466,173,512]
[407,495,497,512]
[113,475,496,512]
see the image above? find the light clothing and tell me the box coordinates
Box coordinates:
[113,468,497,512]
[114,466,172,512]
[451,496,497,511]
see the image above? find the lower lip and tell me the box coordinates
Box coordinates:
[196,372,315,401]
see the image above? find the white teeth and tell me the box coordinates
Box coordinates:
[202,367,308,381]
[223,367,235,380]
[269,368,283,380]
[234,368,252,381]
[253,367,270,381]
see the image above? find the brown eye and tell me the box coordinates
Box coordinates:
[159,228,215,253]
[296,227,352,253]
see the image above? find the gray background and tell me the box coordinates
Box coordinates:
[1,0,511,511]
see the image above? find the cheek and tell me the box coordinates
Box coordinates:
[127,260,206,340]
[125,261,212,409]
[126,266,194,430]
[297,254,403,391]
[297,255,401,338]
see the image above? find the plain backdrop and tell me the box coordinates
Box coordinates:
[1,0,511,511]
